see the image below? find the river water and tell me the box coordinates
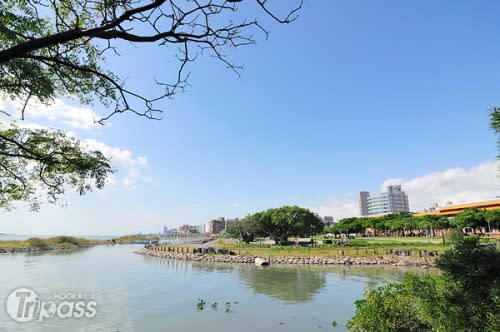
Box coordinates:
[0,244,432,331]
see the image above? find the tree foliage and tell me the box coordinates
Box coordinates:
[436,237,500,329]
[491,106,500,159]
[0,125,113,210]
[491,107,500,133]
[227,206,324,245]
[0,0,301,208]
[347,236,500,332]
[225,218,256,243]
[327,209,499,237]
[347,276,433,332]
[0,0,302,121]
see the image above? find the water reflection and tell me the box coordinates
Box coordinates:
[25,247,91,257]
[0,245,439,332]
[142,256,327,302]
[140,255,434,304]
[238,265,327,303]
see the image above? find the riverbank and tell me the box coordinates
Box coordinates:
[135,247,434,267]
[0,243,96,253]
[0,236,104,253]
[0,234,165,254]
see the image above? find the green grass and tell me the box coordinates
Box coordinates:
[214,236,498,258]
[0,236,95,249]
[112,235,159,242]
[214,236,477,258]
[345,238,447,251]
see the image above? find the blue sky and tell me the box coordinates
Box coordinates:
[1,0,499,235]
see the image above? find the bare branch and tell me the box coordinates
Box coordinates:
[0,0,302,123]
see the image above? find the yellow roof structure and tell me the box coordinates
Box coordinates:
[415,199,500,217]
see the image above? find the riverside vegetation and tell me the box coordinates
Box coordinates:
[0,234,159,253]
[199,206,500,330]
[0,236,97,252]
[347,236,500,332]
[222,206,498,260]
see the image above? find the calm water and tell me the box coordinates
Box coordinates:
[0,245,432,332]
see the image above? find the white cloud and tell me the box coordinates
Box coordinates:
[0,96,152,192]
[381,161,499,211]
[309,161,499,219]
[309,198,359,221]
[83,138,152,191]
[0,96,103,130]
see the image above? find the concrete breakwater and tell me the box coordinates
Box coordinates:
[135,248,433,267]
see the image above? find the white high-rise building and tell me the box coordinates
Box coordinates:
[359,191,370,216]
[359,185,410,216]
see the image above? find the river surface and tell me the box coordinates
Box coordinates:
[0,244,433,332]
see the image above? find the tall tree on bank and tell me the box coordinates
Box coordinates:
[247,206,324,245]
[0,0,301,209]
[491,106,500,159]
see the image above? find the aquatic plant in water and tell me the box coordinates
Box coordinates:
[196,299,206,311]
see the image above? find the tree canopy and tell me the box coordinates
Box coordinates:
[325,209,499,237]
[491,106,500,158]
[0,0,301,209]
[0,125,112,210]
[228,205,324,245]
[0,0,301,121]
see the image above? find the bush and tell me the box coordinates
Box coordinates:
[445,228,464,244]
[46,236,90,246]
[348,237,500,332]
[347,279,431,332]
[48,236,78,245]
[26,237,48,248]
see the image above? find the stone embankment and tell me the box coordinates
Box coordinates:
[135,248,433,267]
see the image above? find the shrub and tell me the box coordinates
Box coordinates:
[26,237,48,248]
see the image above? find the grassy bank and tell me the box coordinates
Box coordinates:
[0,236,97,250]
[112,235,159,243]
[214,237,497,259]
[0,234,161,251]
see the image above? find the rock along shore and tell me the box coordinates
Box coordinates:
[135,248,433,267]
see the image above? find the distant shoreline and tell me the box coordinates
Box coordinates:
[0,243,96,254]
[0,235,158,254]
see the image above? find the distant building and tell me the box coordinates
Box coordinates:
[164,228,178,236]
[194,225,205,234]
[323,216,334,227]
[359,185,410,216]
[162,226,168,235]
[179,224,193,234]
[179,224,206,234]
[206,217,226,234]
[206,217,239,234]
[359,191,370,216]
